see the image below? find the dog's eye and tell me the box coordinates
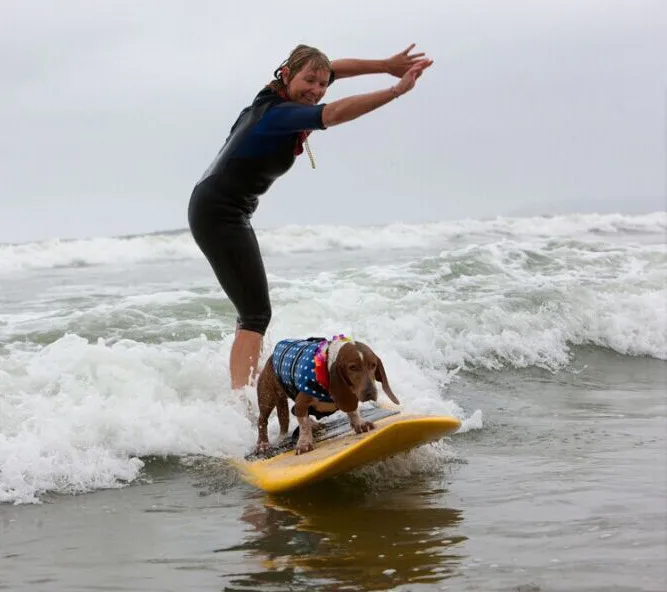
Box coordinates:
[348,364,361,372]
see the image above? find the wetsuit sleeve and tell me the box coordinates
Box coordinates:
[255,103,327,135]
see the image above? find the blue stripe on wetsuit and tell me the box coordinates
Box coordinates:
[195,89,328,210]
[232,102,326,158]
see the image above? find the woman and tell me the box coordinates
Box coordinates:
[189,43,433,390]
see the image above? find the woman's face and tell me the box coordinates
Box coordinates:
[284,60,330,105]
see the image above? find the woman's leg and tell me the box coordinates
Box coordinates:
[230,328,263,389]
[189,193,272,389]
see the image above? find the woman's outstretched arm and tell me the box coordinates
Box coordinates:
[322,59,433,128]
[330,43,427,80]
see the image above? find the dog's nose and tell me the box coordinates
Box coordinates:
[363,388,377,402]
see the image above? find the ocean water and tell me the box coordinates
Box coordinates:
[1,212,666,591]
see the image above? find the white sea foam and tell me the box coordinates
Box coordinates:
[0,334,253,504]
[1,212,664,274]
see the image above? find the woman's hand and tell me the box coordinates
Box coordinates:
[385,44,428,78]
[321,58,433,127]
[392,59,434,96]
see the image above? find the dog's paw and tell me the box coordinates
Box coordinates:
[352,420,375,434]
[295,439,315,455]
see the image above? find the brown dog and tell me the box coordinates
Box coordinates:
[255,336,400,455]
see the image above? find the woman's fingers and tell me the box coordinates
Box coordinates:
[394,58,433,94]
[410,59,432,74]
[403,43,426,59]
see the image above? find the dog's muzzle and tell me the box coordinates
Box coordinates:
[362,384,378,402]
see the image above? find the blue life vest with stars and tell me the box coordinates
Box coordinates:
[272,338,332,402]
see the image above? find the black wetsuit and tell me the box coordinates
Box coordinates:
[188,84,330,335]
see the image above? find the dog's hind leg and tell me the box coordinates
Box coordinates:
[255,359,277,454]
[276,392,290,441]
[255,403,274,455]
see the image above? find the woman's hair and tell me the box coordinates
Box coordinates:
[269,44,331,91]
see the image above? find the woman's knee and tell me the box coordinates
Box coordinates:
[238,305,272,336]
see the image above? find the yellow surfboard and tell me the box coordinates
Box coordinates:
[235,407,461,494]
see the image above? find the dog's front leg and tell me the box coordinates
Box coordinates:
[293,393,316,455]
[347,410,375,434]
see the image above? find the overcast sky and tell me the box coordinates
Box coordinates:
[1,0,665,244]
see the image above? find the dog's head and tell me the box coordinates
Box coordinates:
[327,340,400,412]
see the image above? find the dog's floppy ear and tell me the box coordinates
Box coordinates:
[375,357,400,404]
[329,362,359,412]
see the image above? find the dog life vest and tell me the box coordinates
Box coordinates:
[272,338,332,402]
